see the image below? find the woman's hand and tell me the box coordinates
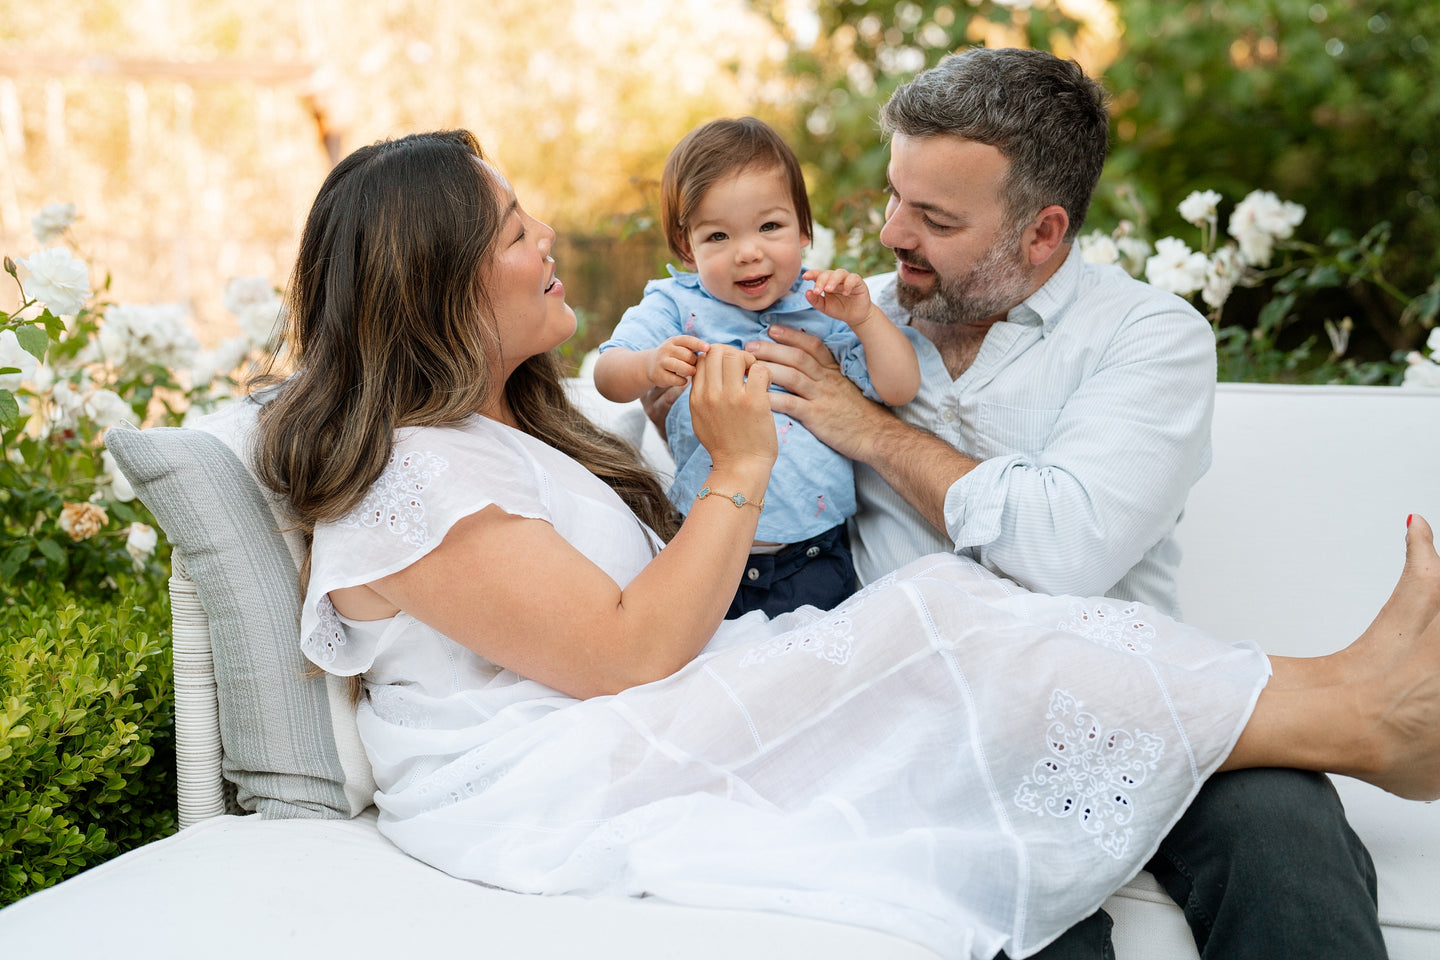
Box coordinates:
[688,343,778,475]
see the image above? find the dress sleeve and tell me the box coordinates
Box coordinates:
[299,422,549,675]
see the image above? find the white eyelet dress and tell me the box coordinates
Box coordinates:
[300,414,1270,960]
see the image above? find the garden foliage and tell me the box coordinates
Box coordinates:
[0,579,175,905]
[750,0,1440,377]
[2,212,280,904]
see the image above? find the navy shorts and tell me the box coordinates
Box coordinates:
[724,523,858,620]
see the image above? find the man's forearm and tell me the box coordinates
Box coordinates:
[858,410,978,534]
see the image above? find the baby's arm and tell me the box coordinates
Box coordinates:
[803,268,920,406]
[593,335,709,403]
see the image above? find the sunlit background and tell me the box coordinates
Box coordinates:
[3,0,1437,365]
[0,0,803,343]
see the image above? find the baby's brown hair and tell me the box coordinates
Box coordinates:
[660,117,813,265]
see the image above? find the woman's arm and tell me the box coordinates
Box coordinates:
[349,345,777,700]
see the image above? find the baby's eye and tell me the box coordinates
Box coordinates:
[759,221,782,233]
[706,231,728,243]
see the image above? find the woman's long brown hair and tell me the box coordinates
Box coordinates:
[253,131,678,595]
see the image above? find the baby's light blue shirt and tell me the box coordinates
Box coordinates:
[599,266,879,544]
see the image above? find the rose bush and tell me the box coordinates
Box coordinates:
[1078,186,1437,385]
[1,205,283,903]
[2,207,281,593]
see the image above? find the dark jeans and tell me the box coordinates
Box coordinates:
[724,523,856,620]
[999,769,1384,960]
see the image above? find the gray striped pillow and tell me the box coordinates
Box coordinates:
[107,405,374,819]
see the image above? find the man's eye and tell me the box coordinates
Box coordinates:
[923,217,956,233]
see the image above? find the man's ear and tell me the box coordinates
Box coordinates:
[1024,205,1070,266]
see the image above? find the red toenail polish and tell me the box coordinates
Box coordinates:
[1407,514,1413,528]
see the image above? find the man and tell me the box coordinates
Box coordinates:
[746,47,1384,960]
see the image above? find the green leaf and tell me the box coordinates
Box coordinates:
[36,538,67,566]
[15,324,48,363]
[39,310,64,339]
[0,389,18,426]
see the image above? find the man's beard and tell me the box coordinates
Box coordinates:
[894,228,1033,327]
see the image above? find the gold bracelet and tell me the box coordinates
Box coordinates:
[695,486,765,512]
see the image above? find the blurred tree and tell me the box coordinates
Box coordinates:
[751,0,1438,361]
[1099,0,1440,353]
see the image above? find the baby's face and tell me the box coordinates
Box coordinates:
[684,165,809,313]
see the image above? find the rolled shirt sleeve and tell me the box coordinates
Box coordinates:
[854,252,1215,616]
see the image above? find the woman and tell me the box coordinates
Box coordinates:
[255,130,1440,960]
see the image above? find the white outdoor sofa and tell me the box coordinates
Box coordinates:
[1,381,1437,959]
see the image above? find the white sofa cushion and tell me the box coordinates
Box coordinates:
[0,811,942,959]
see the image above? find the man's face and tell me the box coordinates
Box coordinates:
[879,132,1035,326]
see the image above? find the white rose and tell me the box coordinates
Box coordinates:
[1228,190,1306,267]
[17,247,91,317]
[82,388,133,430]
[100,303,200,370]
[1115,236,1152,277]
[59,501,108,540]
[1200,246,1244,309]
[31,203,78,243]
[1427,327,1440,354]
[1178,189,1223,228]
[191,335,255,385]
[222,276,277,315]
[1077,230,1119,266]
[236,299,283,346]
[1144,237,1209,297]
[125,522,158,567]
[1402,355,1440,389]
[0,329,40,391]
[46,381,84,432]
[99,449,137,502]
[806,225,836,272]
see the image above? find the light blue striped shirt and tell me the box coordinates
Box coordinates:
[851,246,1216,618]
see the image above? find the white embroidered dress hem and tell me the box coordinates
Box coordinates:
[300,415,1270,960]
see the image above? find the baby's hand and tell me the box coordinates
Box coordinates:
[648,335,708,388]
[803,268,874,329]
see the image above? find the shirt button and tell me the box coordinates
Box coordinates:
[747,568,761,581]
[805,546,821,558]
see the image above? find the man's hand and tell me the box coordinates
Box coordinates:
[744,324,892,461]
[641,384,684,443]
[752,325,977,534]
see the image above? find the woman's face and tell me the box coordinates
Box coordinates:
[481,164,577,376]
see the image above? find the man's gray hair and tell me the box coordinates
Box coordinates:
[881,47,1110,241]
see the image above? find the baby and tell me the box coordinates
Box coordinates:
[594,117,919,619]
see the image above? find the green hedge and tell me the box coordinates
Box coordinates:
[0,579,176,906]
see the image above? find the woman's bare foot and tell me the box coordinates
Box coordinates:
[1340,514,1440,799]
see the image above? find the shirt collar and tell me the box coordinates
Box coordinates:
[1008,244,1084,336]
[664,264,812,313]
